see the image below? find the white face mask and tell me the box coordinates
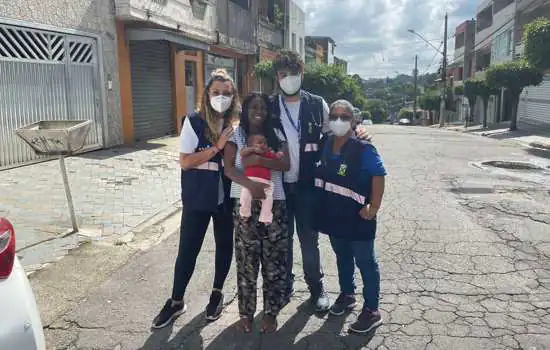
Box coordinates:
[279,74,302,95]
[210,95,233,113]
[329,118,352,137]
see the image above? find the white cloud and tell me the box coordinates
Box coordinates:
[299,0,477,78]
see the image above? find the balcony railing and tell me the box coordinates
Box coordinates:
[258,18,283,49]
[216,0,257,54]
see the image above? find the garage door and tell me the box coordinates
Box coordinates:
[518,75,550,128]
[129,41,175,142]
[0,22,103,169]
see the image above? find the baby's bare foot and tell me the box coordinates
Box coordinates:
[260,315,277,333]
[236,317,253,333]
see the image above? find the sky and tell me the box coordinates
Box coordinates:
[294,0,478,79]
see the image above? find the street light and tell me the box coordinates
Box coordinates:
[407,29,444,55]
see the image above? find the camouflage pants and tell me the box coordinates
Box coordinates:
[234,199,289,318]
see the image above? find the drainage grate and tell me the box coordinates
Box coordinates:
[481,161,545,171]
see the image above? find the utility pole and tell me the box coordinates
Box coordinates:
[413,54,418,125]
[439,12,448,127]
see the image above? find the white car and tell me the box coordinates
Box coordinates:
[361,119,373,126]
[0,217,46,350]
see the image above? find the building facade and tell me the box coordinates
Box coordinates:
[334,56,348,74]
[0,0,289,168]
[116,0,215,143]
[469,0,550,128]
[305,36,336,65]
[1,0,120,169]
[257,0,285,94]
[451,20,476,85]
[286,0,306,59]
[213,0,260,99]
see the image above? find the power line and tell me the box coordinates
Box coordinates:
[422,41,444,74]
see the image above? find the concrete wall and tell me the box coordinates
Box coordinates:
[117,0,216,43]
[287,0,305,58]
[1,0,122,147]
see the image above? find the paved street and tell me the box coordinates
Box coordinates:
[0,138,181,270]
[32,125,550,349]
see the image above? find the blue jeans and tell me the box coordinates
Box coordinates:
[329,236,380,310]
[285,183,324,293]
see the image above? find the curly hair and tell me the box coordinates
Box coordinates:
[239,92,280,151]
[272,49,304,74]
[199,69,241,144]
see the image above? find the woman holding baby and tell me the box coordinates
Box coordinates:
[224,92,290,333]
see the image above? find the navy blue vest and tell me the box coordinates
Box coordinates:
[270,91,325,190]
[180,112,229,212]
[312,137,377,241]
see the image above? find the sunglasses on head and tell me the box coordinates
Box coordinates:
[328,114,353,121]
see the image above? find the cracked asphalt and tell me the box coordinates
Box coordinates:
[37,125,550,350]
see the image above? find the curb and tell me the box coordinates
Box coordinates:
[30,201,183,327]
[528,141,550,151]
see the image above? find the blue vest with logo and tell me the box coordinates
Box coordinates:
[312,136,377,241]
[270,91,325,189]
[180,112,229,212]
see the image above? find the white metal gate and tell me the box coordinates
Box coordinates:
[0,22,103,169]
[518,75,550,129]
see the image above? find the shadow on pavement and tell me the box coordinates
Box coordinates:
[527,147,550,160]
[138,311,207,350]
[205,301,377,350]
[137,301,378,349]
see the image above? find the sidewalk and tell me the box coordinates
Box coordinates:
[439,122,550,150]
[0,137,181,271]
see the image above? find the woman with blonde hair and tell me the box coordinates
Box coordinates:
[152,69,240,329]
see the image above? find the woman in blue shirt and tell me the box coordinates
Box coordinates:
[312,99,386,334]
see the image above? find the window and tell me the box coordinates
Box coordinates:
[292,33,296,51]
[491,29,512,63]
[230,0,249,10]
[299,37,303,56]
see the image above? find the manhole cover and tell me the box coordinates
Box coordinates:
[481,160,545,171]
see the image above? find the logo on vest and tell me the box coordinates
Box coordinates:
[337,164,347,176]
[308,122,313,135]
[315,160,322,168]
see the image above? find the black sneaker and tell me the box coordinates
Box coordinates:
[152,299,186,329]
[205,291,224,321]
[349,308,383,334]
[311,286,330,312]
[329,293,356,316]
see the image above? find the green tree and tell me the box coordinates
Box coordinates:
[524,17,550,70]
[254,60,274,79]
[463,78,499,128]
[419,91,440,124]
[364,99,388,123]
[302,64,367,108]
[361,110,372,120]
[454,85,464,95]
[486,60,544,130]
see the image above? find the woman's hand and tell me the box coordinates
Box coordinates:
[247,181,269,199]
[359,204,378,220]
[216,127,234,150]
[355,125,373,142]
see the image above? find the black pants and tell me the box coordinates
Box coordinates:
[171,203,234,301]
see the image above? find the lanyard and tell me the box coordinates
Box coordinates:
[281,96,301,137]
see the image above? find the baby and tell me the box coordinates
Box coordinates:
[240,134,281,224]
